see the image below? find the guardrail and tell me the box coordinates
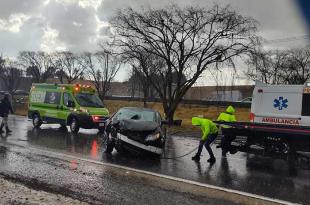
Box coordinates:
[104,96,251,108]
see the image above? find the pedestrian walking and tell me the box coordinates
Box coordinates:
[191,117,218,163]
[217,105,237,156]
[0,93,14,134]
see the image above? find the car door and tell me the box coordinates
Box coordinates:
[301,90,310,126]
[43,91,62,123]
[59,92,75,125]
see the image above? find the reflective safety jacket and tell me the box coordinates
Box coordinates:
[217,106,236,128]
[192,117,218,141]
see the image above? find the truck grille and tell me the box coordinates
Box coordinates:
[120,131,150,144]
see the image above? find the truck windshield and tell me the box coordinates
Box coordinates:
[75,93,104,108]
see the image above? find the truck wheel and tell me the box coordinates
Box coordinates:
[32,113,42,128]
[70,118,80,134]
[102,133,114,154]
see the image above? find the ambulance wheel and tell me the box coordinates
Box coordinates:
[102,133,114,154]
[32,113,42,128]
[98,127,105,133]
[70,118,80,134]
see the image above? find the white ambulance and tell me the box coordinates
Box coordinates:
[215,82,310,160]
[250,81,310,127]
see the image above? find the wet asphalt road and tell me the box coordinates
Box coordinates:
[1,115,310,204]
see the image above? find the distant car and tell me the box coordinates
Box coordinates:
[103,107,167,156]
[14,90,29,96]
[12,90,29,104]
[239,97,252,103]
[0,91,5,100]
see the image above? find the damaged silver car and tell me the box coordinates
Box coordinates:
[102,107,167,156]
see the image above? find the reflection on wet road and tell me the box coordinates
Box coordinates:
[2,116,310,204]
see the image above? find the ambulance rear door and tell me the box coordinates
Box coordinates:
[301,87,310,126]
[252,85,303,126]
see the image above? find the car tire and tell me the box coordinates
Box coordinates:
[98,127,105,133]
[70,117,80,134]
[59,124,68,132]
[115,145,124,154]
[32,113,42,128]
[102,133,114,154]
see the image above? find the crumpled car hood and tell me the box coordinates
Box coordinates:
[119,119,159,132]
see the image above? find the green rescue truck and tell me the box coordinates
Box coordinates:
[28,83,109,133]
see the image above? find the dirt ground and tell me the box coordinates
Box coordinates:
[104,100,250,132]
[14,99,250,133]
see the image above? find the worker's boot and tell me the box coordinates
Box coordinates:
[5,126,12,133]
[192,154,200,162]
[207,157,216,164]
[229,147,238,155]
[0,123,4,134]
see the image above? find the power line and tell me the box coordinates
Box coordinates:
[263,35,310,44]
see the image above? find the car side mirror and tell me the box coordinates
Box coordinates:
[67,100,75,108]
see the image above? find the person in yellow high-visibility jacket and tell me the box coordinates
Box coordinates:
[217,105,237,156]
[191,117,218,163]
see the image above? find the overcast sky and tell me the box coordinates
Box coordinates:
[0,0,309,83]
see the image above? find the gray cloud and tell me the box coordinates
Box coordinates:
[0,0,308,60]
[0,0,43,19]
[0,17,44,57]
[98,0,308,47]
[42,0,98,51]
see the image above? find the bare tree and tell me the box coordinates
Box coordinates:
[111,5,257,123]
[128,66,153,107]
[82,51,122,100]
[246,47,310,85]
[18,51,56,83]
[54,51,85,84]
[0,56,23,94]
[283,48,310,84]
[246,48,287,84]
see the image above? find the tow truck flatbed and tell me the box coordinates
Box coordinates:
[214,121,310,162]
[214,121,310,136]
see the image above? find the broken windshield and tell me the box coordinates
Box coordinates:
[115,108,156,122]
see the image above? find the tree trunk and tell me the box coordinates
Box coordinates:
[143,87,148,108]
[163,102,178,126]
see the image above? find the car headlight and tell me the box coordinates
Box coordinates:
[80,107,89,114]
[145,133,161,142]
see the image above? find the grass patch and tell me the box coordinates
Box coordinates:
[14,100,250,133]
[104,100,250,133]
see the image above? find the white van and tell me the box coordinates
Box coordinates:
[250,82,310,127]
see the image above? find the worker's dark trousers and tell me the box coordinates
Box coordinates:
[196,133,218,159]
[221,128,236,155]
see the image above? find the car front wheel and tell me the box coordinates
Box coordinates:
[32,114,42,128]
[102,132,114,154]
[70,118,80,134]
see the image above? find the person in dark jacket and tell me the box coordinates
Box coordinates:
[0,93,14,133]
